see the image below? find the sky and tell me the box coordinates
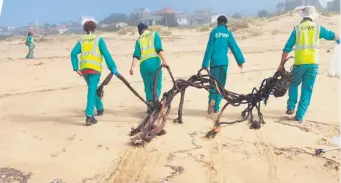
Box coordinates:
[0,0,281,26]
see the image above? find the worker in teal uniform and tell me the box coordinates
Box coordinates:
[71,20,119,126]
[277,6,340,122]
[25,32,35,59]
[129,23,168,113]
[202,15,246,114]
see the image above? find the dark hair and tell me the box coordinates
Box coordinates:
[28,32,33,36]
[83,21,96,34]
[137,23,148,35]
[217,15,228,25]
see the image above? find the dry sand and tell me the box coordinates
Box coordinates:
[0,12,340,183]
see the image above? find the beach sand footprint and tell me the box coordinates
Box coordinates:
[274,116,340,137]
[50,148,66,158]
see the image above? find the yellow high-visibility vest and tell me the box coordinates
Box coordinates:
[80,34,103,72]
[138,30,159,63]
[294,21,320,65]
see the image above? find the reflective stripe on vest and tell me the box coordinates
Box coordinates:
[294,21,320,65]
[79,35,103,72]
[138,30,159,63]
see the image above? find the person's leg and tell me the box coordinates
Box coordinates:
[287,65,305,113]
[140,70,153,102]
[208,66,228,113]
[150,66,162,101]
[213,66,228,112]
[84,74,98,117]
[25,46,30,59]
[91,74,104,114]
[84,74,100,125]
[140,67,153,113]
[30,45,35,59]
[208,67,219,114]
[295,66,318,121]
[140,59,162,113]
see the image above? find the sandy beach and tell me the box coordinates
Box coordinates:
[0,12,340,183]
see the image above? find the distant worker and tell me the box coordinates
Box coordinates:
[25,32,35,59]
[202,15,245,114]
[70,19,119,126]
[277,6,340,122]
[129,23,168,114]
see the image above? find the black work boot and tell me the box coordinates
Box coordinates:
[85,116,97,126]
[97,109,104,116]
[286,109,294,115]
[146,101,153,114]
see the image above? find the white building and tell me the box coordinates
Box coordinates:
[319,0,334,8]
[211,14,226,23]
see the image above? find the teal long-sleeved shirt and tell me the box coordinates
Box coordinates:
[70,37,117,72]
[26,36,34,45]
[283,24,336,53]
[202,25,245,68]
[133,31,163,71]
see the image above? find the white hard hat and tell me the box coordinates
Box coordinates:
[300,6,318,19]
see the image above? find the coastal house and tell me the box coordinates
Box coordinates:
[190,10,213,26]
[326,0,340,11]
[0,26,14,36]
[139,15,163,26]
[211,13,225,23]
[130,8,152,24]
[280,0,324,11]
[153,7,182,27]
[138,7,192,27]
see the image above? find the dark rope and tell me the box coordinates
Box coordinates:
[96,73,153,108]
[97,57,294,146]
[128,57,293,146]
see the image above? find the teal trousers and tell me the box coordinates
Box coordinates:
[25,44,35,59]
[287,64,318,120]
[140,58,162,103]
[209,65,228,112]
[83,74,103,116]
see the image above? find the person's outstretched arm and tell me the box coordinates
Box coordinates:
[319,25,339,42]
[228,32,245,67]
[202,30,215,69]
[71,41,81,71]
[278,28,296,71]
[98,38,119,75]
[154,32,167,66]
[130,40,141,75]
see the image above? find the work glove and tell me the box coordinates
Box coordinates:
[112,67,119,76]
[336,39,340,45]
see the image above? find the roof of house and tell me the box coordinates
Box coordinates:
[154,7,180,14]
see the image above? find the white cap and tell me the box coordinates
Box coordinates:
[300,6,318,20]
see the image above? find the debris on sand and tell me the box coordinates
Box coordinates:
[0,167,32,183]
[161,165,185,182]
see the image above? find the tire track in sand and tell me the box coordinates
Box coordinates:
[103,146,161,183]
[255,131,281,183]
[208,141,226,183]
